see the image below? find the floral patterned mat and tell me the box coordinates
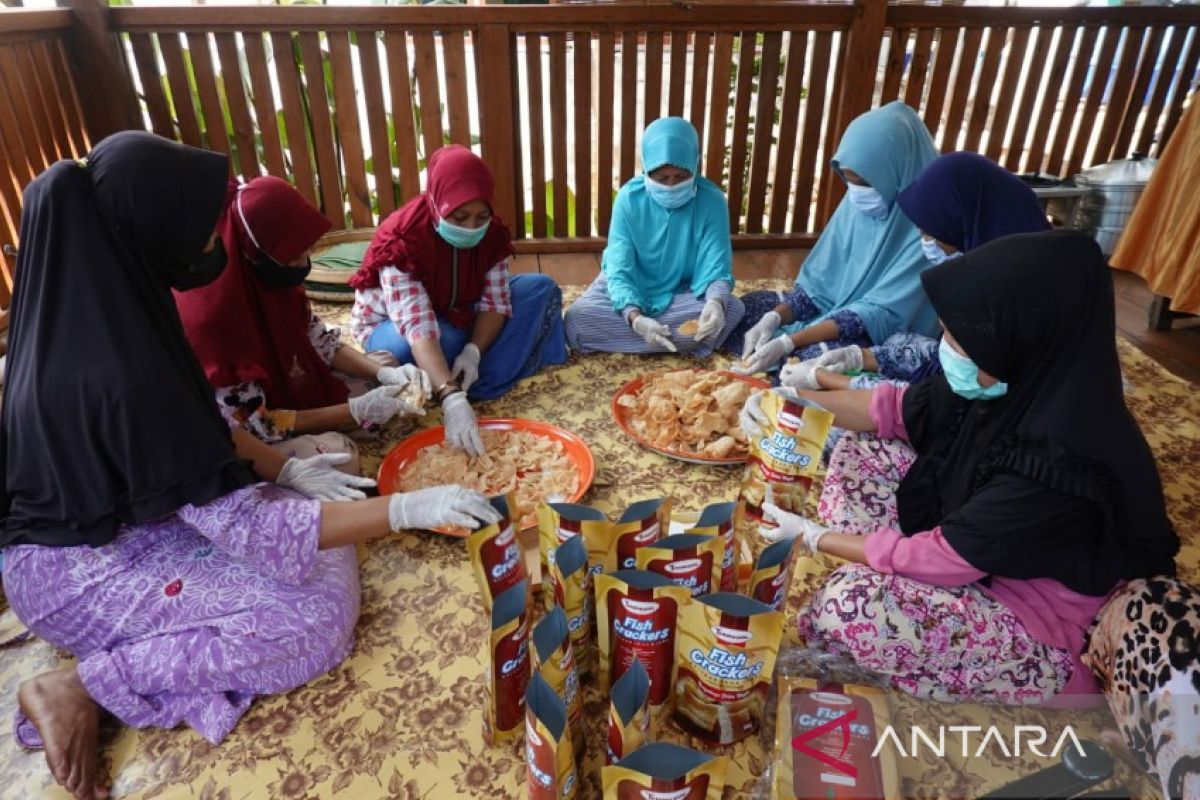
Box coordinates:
[0,280,1195,798]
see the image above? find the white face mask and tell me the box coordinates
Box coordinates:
[921,237,963,265]
[845,183,889,219]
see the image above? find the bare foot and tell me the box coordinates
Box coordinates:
[17,667,109,800]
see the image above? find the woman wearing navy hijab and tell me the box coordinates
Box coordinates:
[779,151,1049,390]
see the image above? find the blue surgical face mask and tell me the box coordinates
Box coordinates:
[645,175,697,210]
[938,337,1008,400]
[845,183,889,219]
[922,237,964,265]
[436,216,489,249]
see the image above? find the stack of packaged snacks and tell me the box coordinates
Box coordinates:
[684,500,742,592]
[537,502,608,600]
[467,493,527,610]
[772,677,899,800]
[530,606,584,758]
[602,742,727,800]
[672,593,784,745]
[549,534,594,677]
[747,537,798,612]
[525,673,579,799]
[606,659,650,765]
[484,579,530,745]
[635,533,724,598]
[538,498,671,594]
[595,570,691,709]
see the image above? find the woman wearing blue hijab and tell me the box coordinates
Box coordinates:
[564,117,743,357]
[730,102,937,374]
[779,151,1050,390]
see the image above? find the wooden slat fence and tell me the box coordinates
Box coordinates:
[0,2,1198,304]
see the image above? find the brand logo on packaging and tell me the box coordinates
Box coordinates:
[496,524,516,546]
[621,598,659,616]
[777,407,805,432]
[638,789,691,800]
[712,625,752,648]
[664,558,701,575]
[633,522,660,543]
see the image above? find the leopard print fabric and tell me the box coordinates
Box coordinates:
[1083,577,1200,799]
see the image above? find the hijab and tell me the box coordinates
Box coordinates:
[896,151,1050,252]
[349,145,513,330]
[174,176,344,410]
[600,117,733,317]
[0,131,255,548]
[789,102,939,343]
[898,230,1178,595]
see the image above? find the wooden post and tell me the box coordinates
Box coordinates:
[58,0,139,138]
[825,0,887,218]
[477,23,519,232]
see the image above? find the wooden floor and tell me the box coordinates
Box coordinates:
[531,248,1200,385]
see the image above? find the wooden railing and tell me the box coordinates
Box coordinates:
[0,2,1197,305]
[0,8,92,295]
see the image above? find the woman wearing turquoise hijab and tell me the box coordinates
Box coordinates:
[564,117,743,357]
[730,102,938,374]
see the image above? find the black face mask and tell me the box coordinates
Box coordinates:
[163,237,228,290]
[250,250,312,289]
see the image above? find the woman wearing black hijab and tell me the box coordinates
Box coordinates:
[1,132,499,800]
[760,230,1178,706]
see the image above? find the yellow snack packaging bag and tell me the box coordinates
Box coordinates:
[538,502,608,605]
[550,534,594,678]
[595,570,691,702]
[634,533,724,599]
[747,537,798,612]
[773,677,900,800]
[740,392,832,525]
[525,672,579,800]
[606,658,650,765]
[484,579,530,745]
[672,593,784,745]
[604,498,672,573]
[685,500,742,592]
[530,605,583,758]
[602,742,727,800]
[467,493,526,611]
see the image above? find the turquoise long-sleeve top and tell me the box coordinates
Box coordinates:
[785,101,940,343]
[601,117,734,317]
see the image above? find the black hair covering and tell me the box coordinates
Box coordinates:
[898,230,1178,596]
[0,131,255,548]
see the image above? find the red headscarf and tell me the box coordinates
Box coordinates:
[174,176,346,410]
[349,145,514,330]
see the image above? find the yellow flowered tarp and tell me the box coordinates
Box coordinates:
[0,281,1195,798]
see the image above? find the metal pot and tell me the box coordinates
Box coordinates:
[1072,153,1157,254]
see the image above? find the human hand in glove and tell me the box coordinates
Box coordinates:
[450,343,482,392]
[778,359,826,390]
[694,299,725,342]
[375,363,432,393]
[631,313,678,353]
[277,452,376,502]
[732,334,793,375]
[442,391,484,457]
[739,386,801,437]
[348,385,423,427]
[739,311,781,361]
[761,501,830,552]
[813,345,865,374]
[388,485,502,531]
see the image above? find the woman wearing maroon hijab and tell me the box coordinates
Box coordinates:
[349,146,567,457]
[176,177,430,495]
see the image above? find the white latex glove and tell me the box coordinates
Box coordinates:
[631,313,678,353]
[388,485,502,531]
[375,363,432,393]
[732,335,793,375]
[277,452,376,502]
[778,360,826,390]
[348,384,423,426]
[739,386,800,437]
[442,391,484,457]
[814,345,865,374]
[450,343,482,392]
[694,299,725,341]
[740,310,781,360]
[761,502,830,552]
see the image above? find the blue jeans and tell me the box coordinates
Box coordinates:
[365,273,567,400]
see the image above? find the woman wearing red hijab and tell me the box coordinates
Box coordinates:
[176,176,430,498]
[350,145,567,456]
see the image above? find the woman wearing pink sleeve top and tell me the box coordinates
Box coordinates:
[750,231,1179,707]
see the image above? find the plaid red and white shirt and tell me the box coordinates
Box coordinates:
[351,260,512,345]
